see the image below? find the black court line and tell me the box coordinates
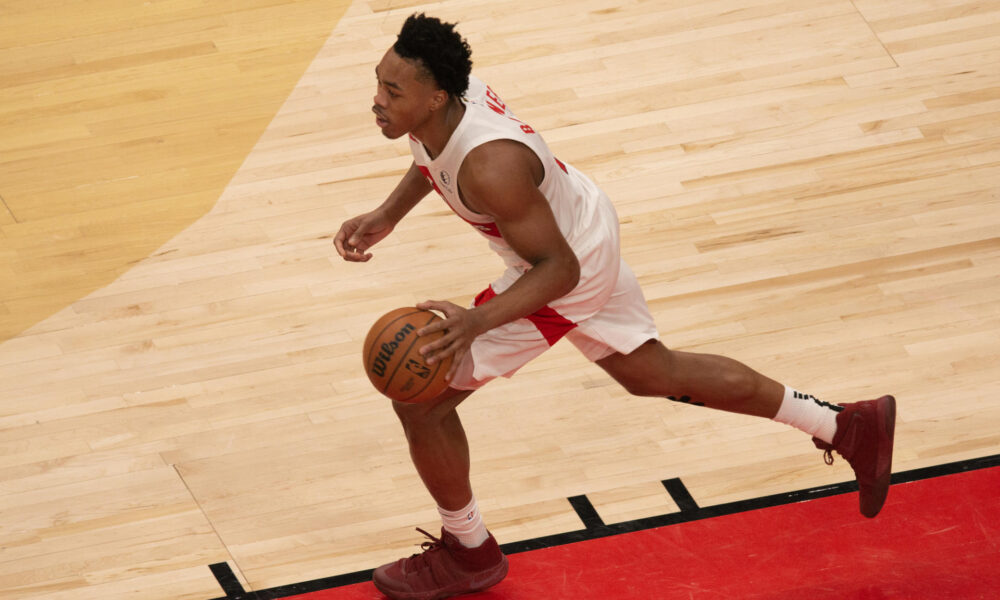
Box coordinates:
[209,563,246,598]
[662,477,700,513]
[568,494,606,529]
[211,570,375,600]
[208,452,1000,600]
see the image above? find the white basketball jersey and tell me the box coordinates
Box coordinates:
[408,76,622,322]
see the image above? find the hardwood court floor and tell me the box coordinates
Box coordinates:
[1,1,999,599]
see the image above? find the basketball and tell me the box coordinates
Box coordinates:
[363,307,453,403]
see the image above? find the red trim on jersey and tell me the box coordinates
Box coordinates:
[459,216,503,238]
[418,165,504,239]
[473,286,497,307]
[474,286,578,346]
[416,165,444,196]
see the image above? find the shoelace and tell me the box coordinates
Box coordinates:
[405,527,445,571]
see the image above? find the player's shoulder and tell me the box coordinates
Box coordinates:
[461,138,540,195]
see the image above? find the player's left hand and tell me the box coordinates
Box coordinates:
[415,300,487,383]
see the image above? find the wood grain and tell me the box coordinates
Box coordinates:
[0,0,997,597]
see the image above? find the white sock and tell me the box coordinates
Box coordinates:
[438,496,490,548]
[773,386,841,444]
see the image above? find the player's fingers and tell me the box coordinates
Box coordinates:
[444,347,465,382]
[334,225,373,262]
[347,234,367,251]
[417,299,461,314]
[429,339,463,368]
[423,327,469,365]
[418,332,452,360]
[333,230,350,258]
[417,318,447,336]
[416,301,461,335]
[341,249,371,262]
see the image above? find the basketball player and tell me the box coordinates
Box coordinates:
[334,14,896,600]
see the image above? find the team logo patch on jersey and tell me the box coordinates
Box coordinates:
[440,170,451,186]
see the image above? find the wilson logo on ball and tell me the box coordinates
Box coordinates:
[370,323,416,378]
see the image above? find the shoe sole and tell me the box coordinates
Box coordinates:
[862,394,896,518]
[372,556,509,600]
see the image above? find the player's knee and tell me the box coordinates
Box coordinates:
[392,402,439,443]
[615,365,672,397]
[618,373,660,397]
[392,399,434,427]
[390,388,471,429]
[605,341,674,397]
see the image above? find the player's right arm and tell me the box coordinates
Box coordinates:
[334,161,433,262]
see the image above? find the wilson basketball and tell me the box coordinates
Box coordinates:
[363,307,452,403]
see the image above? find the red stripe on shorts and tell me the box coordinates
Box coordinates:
[474,286,577,346]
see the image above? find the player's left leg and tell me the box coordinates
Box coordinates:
[595,340,895,517]
[594,339,785,417]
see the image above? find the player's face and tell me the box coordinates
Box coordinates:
[373,49,444,140]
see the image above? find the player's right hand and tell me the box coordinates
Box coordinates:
[334,210,395,262]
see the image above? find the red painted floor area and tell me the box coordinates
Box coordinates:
[282,466,1000,600]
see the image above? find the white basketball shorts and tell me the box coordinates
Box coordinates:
[449,257,659,391]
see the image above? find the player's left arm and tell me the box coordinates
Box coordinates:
[418,139,581,377]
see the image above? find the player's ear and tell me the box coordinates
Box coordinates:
[430,89,448,111]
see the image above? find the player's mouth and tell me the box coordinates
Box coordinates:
[373,108,389,129]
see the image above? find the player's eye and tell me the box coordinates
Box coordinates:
[377,81,400,99]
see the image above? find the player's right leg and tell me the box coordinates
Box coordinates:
[391,387,477,511]
[374,386,507,600]
[374,290,588,599]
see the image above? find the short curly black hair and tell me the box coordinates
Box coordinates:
[393,13,472,99]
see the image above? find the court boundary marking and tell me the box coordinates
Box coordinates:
[207,452,1000,599]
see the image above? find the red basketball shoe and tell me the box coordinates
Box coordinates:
[372,528,508,600]
[813,395,896,518]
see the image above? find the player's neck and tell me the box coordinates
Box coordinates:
[415,98,465,160]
